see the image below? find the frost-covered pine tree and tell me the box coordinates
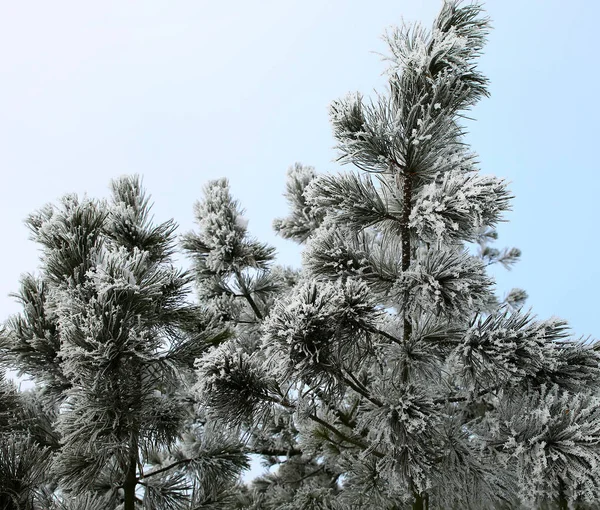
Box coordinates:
[0,367,58,510]
[184,179,342,509]
[195,2,600,509]
[2,176,248,509]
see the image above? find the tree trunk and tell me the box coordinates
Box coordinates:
[398,169,413,347]
[412,492,426,510]
[398,167,414,382]
[123,435,138,510]
[399,170,412,274]
[557,478,569,510]
[398,167,427,510]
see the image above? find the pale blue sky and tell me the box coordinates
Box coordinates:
[1,0,598,341]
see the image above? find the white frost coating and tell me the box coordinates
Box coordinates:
[181,3,600,508]
[86,246,147,297]
[193,179,246,271]
[272,163,324,243]
[410,170,510,243]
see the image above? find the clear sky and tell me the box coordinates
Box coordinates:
[1,0,598,344]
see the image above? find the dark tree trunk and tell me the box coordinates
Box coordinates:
[399,169,413,347]
[557,478,569,510]
[123,435,138,510]
[398,167,428,510]
[412,492,427,510]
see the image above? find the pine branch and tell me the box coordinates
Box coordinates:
[364,324,403,346]
[341,370,383,408]
[234,268,263,320]
[248,447,302,457]
[266,392,377,456]
[313,387,358,428]
[434,384,502,405]
[286,465,326,485]
[138,458,193,482]
[307,413,375,454]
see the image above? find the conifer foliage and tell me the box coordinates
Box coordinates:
[183,179,336,509]
[195,2,600,509]
[2,2,600,509]
[1,177,245,509]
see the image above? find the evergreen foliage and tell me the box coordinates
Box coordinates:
[183,178,329,508]
[0,371,54,510]
[1,177,245,509]
[192,2,600,509]
[2,2,599,509]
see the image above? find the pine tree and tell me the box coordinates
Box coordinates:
[183,179,340,509]
[2,176,247,509]
[195,2,600,508]
[0,367,57,510]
